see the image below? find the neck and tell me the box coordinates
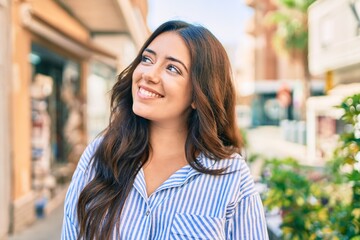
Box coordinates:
[148,122,188,161]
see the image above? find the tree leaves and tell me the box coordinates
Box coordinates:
[266,0,316,53]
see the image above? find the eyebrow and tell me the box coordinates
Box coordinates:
[144,48,189,73]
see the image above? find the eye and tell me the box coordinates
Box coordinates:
[167,64,181,74]
[141,55,152,64]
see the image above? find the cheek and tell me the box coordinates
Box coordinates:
[132,67,141,93]
[184,83,193,103]
[132,66,141,83]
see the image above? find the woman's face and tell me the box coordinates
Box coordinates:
[132,31,193,128]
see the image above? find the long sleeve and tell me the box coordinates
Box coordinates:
[61,139,99,240]
[61,166,85,240]
[226,158,269,240]
[227,193,269,240]
[61,206,79,240]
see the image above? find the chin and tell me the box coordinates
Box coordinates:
[132,105,149,119]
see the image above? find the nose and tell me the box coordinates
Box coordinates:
[142,66,160,84]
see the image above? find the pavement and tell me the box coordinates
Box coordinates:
[246,126,307,162]
[8,203,64,240]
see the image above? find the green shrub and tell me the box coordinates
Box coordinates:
[261,94,360,239]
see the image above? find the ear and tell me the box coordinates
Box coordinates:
[191,102,196,109]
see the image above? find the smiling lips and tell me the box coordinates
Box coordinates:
[138,87,164,98]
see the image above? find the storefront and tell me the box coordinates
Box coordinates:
[30,42,85,195]
[306,0,360,165]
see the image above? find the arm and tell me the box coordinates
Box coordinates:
[227,193,269,240]
[61,209,79,240]
[61,139,100,240]
[226,159,269,240]
[61,166,85,240]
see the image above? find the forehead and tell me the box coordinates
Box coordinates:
[146,31,190,65]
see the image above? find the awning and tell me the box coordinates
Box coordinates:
[20,0,149,67]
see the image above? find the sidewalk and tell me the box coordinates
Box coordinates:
[9,203,64,240]
[246,125,308,163]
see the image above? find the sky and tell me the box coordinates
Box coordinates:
[147,0,253,46]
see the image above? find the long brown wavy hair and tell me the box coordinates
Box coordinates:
[77,20,242,239]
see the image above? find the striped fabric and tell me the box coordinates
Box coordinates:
[61,139,269,240]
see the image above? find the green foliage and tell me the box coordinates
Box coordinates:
[327,95,360,184]
[267,0,316,53]
[338,94,360,124]
[261,158,329,239]
[268,12,308,51]
[261,93,360,239]
[262,157,309,210]
[278,0,315,11]
[326,94,360,238]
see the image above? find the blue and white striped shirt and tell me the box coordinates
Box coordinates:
[62,139,269,239]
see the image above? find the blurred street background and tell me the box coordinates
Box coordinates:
[1,0,360,239]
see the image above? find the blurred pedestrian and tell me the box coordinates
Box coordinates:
[61,20,269,240]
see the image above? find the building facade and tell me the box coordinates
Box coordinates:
[307,0,360,165]
[0,1,11,239]
[244,0,278,81]
[241,0,318,126]
[7,0,149,235]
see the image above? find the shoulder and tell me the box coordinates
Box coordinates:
[63,137,103,221]
[76,137,103,172]
[200,153,257,201]
[200,152,248,173]
[67,137,103,187]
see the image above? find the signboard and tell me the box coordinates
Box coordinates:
[308,0,360,75]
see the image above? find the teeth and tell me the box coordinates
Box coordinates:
[139,87,162,98]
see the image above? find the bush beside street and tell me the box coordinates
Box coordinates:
[254,94,360,239]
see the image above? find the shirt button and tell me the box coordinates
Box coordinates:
[145,210,150,216]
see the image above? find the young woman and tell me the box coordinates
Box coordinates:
[61,20,268,240]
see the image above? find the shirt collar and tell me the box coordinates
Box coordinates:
[132,152,242,199]
[133,163,201,200]
[133,153,204,199]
